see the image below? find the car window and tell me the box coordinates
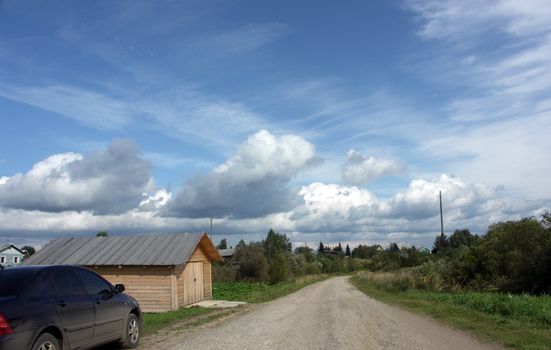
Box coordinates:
[52,270,85,296]
[0,269,38,297]
[76,269,113,296]
[25,271,56,299]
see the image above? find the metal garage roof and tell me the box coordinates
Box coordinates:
[23,233,222,266]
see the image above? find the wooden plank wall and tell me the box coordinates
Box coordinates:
[176,245,212,305]
[89,265,174,313]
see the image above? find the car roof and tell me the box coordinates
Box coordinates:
[3,265,86,272]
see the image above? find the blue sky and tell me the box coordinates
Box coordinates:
[1,0,550,248]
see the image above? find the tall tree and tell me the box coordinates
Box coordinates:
[449,229,475,249]
[262,229,292,283]
[318,241,325,254]
[345,244,351,256]
[432,234,449,254]
[263,229,292,260]
[96,231,108,237]
[217,238,228,250]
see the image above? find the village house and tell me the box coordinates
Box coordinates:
[23,233,222,312]
[0,244,25,267]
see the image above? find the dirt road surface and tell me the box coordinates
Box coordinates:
[141,276,501,350]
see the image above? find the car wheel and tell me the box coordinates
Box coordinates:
[32,333,60,350]
[121,313,140,348]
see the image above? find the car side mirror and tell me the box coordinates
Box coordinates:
[114,284,125,294]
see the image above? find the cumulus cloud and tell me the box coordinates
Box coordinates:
[341,150,403,185]
[164,130,318,218]
[0,139,154,214]
[383,175,505,220]
[292,174,547,243]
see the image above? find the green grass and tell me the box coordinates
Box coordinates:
[351,275,551,350]
[142,306,215,334]
[213,274,330,303]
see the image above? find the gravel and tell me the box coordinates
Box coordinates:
[159,276,501,350]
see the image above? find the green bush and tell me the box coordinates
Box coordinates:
[211,262,236,283]
[234,243,269,282]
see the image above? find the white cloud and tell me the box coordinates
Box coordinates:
[139,189,172,211]
[407,0,551,40]
[404,0,551,201]
[164,130,319,218]
[423,113,551,199]
[384,174,505,220]
[341,149,403,185]
[0,139,155,214]
[0,84,134,130]
[193,23,290,54]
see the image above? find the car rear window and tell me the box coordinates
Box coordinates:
[0,269,39,297]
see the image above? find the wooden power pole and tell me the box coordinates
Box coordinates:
[439,191,444,239]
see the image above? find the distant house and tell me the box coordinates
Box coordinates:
[218,248,235,261]
[0,244,25,267]
[419,247,431,254]
[24,233,222,312]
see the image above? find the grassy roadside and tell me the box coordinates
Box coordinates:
[142,307,217,334]
[213,273,332,303]
[351,274,551,350]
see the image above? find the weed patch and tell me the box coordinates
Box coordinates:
[352,273,551,349]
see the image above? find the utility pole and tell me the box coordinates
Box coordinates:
[439,191,444,247]
[209,216,213,235]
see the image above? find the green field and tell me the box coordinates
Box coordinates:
[351,274,551,349]
[213,274,330,303]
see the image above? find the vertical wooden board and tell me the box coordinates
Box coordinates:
[195,262,204,301]
[171,269,178,310]
[203,261,211,298]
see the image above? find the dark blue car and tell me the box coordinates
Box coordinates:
[0,265,141,350]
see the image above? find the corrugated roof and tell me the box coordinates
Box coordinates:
[0,244,24,254]
[218,248,235,257]
[23,233,221,266]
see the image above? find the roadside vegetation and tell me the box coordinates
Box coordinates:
[212,229,368,301]
[352,273,551,349]
[351,212,551,349]
[142,307,215,334]
[213,274,329,303]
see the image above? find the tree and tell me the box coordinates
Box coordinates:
[263,229,292,259]
[262,229,293,283]
[234,243,269,281]
[21,245,36,256]
[236,239,246,250]
[541,210,551,230]
[351,244,378,259]
[217,238,228,250]
[96,231,108,237]
[431,234,449,254]
[332,242,343,255]
[294,246,313,254]
[318,241,325,254]
[449,229,475,249]
[345,244,351,256]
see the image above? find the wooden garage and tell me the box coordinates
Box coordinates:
[24,233,222,312]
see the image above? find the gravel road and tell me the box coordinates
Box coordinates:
[155,277,501,350]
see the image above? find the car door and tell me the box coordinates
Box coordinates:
[51,269,94,349]
[75,268,125,342]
